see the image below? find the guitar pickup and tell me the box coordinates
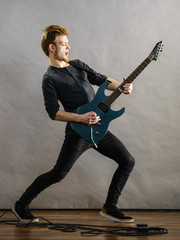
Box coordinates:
[98,102,109,113]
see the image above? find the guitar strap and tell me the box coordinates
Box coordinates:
[69,60,98,75]
[69,60,111,83]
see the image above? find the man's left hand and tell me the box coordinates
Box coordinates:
[123,77,133,94]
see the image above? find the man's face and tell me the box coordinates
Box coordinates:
[52,35,71,62]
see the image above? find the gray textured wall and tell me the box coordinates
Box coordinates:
[0,0,180,209]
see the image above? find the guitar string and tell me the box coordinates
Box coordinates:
[104,58,151,107]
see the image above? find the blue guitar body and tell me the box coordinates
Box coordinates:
[70,82,125,143]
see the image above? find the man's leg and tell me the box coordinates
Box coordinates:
[13,128,92,222]
[95,131,135,222]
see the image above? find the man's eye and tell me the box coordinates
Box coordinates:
[62,42,69,46]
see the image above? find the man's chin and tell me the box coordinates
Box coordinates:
[62,57,69,63]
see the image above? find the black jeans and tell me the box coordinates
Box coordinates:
[19,125,135,207]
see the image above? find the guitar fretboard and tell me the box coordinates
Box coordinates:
[104,57,151,107]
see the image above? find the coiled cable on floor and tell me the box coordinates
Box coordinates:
[0,210,168,237]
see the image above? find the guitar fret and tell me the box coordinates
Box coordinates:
[104,90,120,107]
[127,59,150,82]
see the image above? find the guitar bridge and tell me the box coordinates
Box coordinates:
[98,102,109,113]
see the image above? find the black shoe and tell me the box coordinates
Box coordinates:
[12,201,39,223]
[100,206,134,223]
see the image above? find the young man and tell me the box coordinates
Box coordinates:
[12,25,135,223]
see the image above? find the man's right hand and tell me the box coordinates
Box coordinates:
[54,110,100,125]
[80,111,101,125]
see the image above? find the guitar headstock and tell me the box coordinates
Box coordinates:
[148,41,163,61]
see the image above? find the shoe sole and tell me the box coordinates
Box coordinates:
[12,205,39,223]
[100,211,134,223]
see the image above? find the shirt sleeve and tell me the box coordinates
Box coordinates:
[42,75,60,120]
[72,59,108,86]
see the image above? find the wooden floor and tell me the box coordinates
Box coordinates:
[0,209,180,240]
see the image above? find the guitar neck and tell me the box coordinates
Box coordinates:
[104,57,151,107]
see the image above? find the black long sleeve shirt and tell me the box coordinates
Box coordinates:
[42,59,107,120]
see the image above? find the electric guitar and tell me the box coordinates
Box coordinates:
[70,41,163,146]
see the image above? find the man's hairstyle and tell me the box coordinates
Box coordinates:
[41,25,68,56]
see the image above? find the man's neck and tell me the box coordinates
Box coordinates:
[49,58,69,68]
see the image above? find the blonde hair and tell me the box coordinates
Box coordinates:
[41,25,68,56]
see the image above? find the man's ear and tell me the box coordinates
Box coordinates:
[49,44,55,54]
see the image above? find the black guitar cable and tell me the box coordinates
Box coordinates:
[0,210,168,237]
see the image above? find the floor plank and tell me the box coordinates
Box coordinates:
[0,209,180,239]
